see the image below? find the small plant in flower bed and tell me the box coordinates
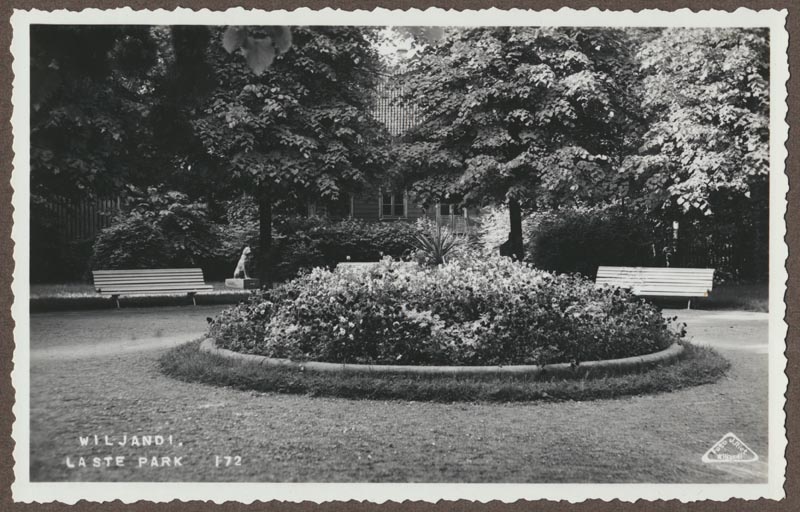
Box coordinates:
[410,218,468,266]
[209,255,684,366]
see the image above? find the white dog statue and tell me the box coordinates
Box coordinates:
[233,246,251,279]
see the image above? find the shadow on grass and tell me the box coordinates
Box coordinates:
[30,293,250,312]
[653,282,768,312]
[159,342,730,403]
[29,280,251,312]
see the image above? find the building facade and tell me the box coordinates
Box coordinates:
[310,71,481,234]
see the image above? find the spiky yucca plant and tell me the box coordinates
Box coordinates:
[413,222,462,265]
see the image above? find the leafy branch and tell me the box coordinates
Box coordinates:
[222,26,293,75]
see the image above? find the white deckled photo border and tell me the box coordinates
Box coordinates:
[9,6,790,504]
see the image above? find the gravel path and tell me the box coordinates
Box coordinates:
[27,306,769,483]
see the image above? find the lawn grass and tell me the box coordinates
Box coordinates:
[703,282,769,312]
[160,341,729,403]
[28,281,250,312]
[602,282,766,312]
[29,282,96,298]
[30,307,766,482]
[29,280,241,298]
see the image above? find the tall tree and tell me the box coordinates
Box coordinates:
[394,27,644,259]
[620,28,769,268]
[193,26,392,284]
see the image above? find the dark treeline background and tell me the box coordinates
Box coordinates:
[30,26,769,283]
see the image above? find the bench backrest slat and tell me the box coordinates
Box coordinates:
[92,268,210,294]
[93,276,206,284]
[93,268,202,274]
[596,266,714,299]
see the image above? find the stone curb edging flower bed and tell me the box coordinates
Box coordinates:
[199,338,685,378]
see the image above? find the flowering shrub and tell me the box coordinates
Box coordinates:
[211,255,683,366]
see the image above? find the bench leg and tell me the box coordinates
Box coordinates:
[114,295,120,309]
[687,299,691,310]
[190,293,197,306]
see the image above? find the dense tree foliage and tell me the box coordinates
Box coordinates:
[30,25,171,282]
[30,25,771,282]
[394,27,645,259]
[30,25,162,200]
[621,28,769,216]
[30,25,218,200]
[31,25,391,284]
[222,26,293,75]
[192,26,392,282]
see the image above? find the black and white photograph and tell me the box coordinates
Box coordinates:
[7,6,789,504]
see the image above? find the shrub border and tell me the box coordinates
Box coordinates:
[199,338,684,378]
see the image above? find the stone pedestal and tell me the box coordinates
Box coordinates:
[225,278,260,289]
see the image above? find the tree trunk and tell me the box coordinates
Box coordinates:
[508,199,524,261]
[257,183,272,287]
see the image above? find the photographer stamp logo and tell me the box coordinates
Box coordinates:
[702,433,758,463]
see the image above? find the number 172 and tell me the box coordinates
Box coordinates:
[215,455,242,467]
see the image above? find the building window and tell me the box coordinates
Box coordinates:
[438,203,464,216]
[308,198,351,219]
[380,192,406,218]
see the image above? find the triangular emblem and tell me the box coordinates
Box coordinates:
[702,433,758,463]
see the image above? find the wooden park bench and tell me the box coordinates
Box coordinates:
[92,268,213,308]
[596,266,715,309]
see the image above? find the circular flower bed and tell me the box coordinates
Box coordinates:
[210,256,684,367]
